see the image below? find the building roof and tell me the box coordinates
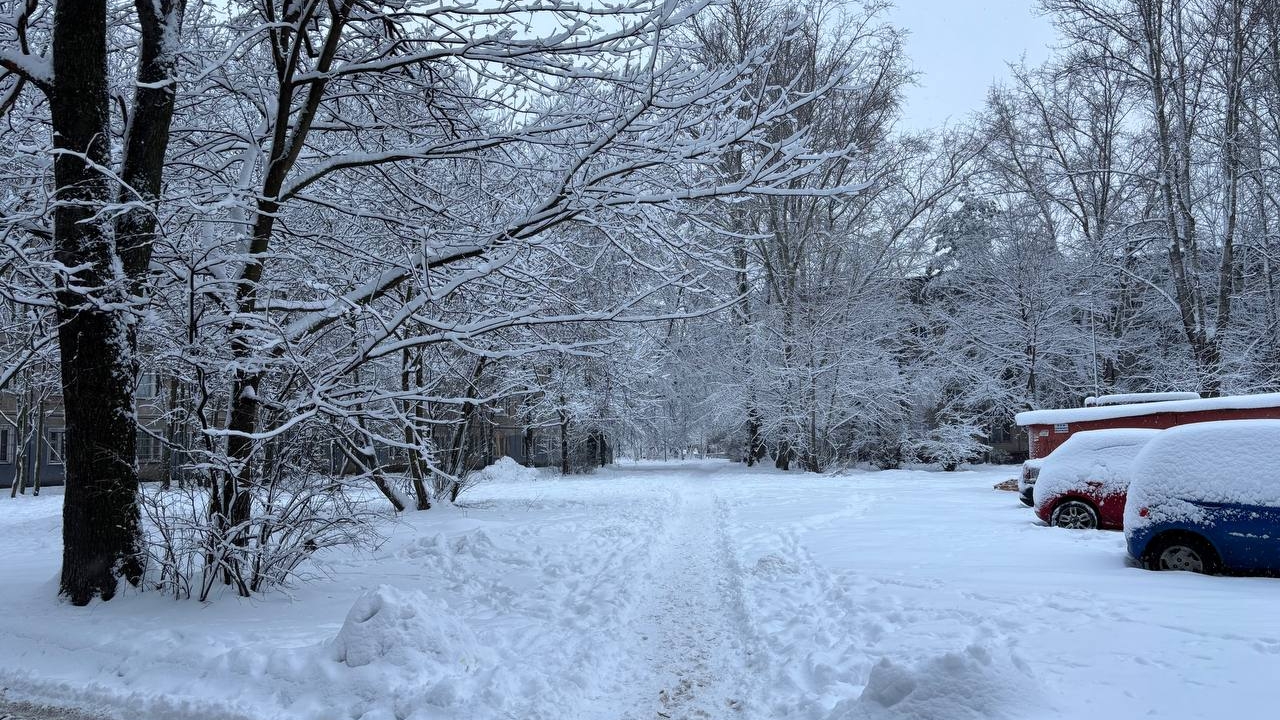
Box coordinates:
[1083,392,1201,407]
[1015,392,1280,427]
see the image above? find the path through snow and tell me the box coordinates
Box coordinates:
[622,480,750,719]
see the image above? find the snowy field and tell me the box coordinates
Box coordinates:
[2,461,1278,720]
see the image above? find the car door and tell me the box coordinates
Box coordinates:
[1246,502,1280,571]
[1201,500,1280,571]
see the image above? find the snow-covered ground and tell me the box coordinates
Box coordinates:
[2,461,1277,719]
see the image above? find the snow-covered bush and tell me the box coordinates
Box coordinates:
[140,465,384,601]
[913,423,988,471]
[1125,420,1280,530]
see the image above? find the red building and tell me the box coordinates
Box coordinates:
[1015,393,1280,459]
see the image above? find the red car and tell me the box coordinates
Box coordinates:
[1031,428,1161,530]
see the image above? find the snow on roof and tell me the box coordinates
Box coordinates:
[1125,420,1280,528]
[1014,392,1280,427]
[1033,429,1160,515]
[1083,392,1201,407]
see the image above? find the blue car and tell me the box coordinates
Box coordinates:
[1124,420,1280,575]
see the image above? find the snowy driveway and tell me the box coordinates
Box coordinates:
[2,461,1278,719]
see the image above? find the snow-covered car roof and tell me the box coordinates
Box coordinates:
[1125,420,1280,528]
[1015,392,1280,427]
[1033,429,1160,514]
[1083,392,1201,407]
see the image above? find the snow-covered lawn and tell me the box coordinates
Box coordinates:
[2,461,1277,719]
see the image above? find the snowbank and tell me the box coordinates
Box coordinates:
[1125,420,1280,529]
[1015,392,1280,426]
[827,645,1033,720]
[469,456,540,484]
[1032,429,1158,515]
[331,585,484,668]
[321,585,499,715]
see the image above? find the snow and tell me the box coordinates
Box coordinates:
[1032,429,1159,515]
[0,48,52,87]
[1083,392,1201,407]
[468,455,542,484]
[3,461,1280,719]
[1125,420,1280,529]
[1015,391,1280,426]
[829,647,1030,720]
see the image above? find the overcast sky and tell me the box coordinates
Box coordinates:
[887,2,1061,131]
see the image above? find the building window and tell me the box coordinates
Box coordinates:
[0,426,11,464]
[137,434,163,464]
[47,429,66,464]
[137,372,163,399]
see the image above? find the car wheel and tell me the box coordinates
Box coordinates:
[1019,490,1033,507]
[1050,499,1098,529]
[1144,534,1221,574]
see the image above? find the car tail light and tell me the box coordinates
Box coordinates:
[1138,507,1149,518]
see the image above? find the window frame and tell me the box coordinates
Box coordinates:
[137,372,163,400]
[47,428,66,465]
[137,432,164,464]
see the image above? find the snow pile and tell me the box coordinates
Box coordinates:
[330,585,485,669]
[828,644,1033,720]
[1126,420,1280,529]
[1032,428,1159,515]
[469,456,540,484]
[253,585,505,718]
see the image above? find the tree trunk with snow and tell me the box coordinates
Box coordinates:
[50,0,145,605]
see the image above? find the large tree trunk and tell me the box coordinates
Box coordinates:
[51,0,145,605]
[116,0,185,289]
[1136,0,1233,394]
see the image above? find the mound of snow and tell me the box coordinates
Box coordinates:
[828,644,1033,720]
[331,585,487,669]
[470,456,540,484]
[1032,428,1159,515]
[1126,420,1280,529]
